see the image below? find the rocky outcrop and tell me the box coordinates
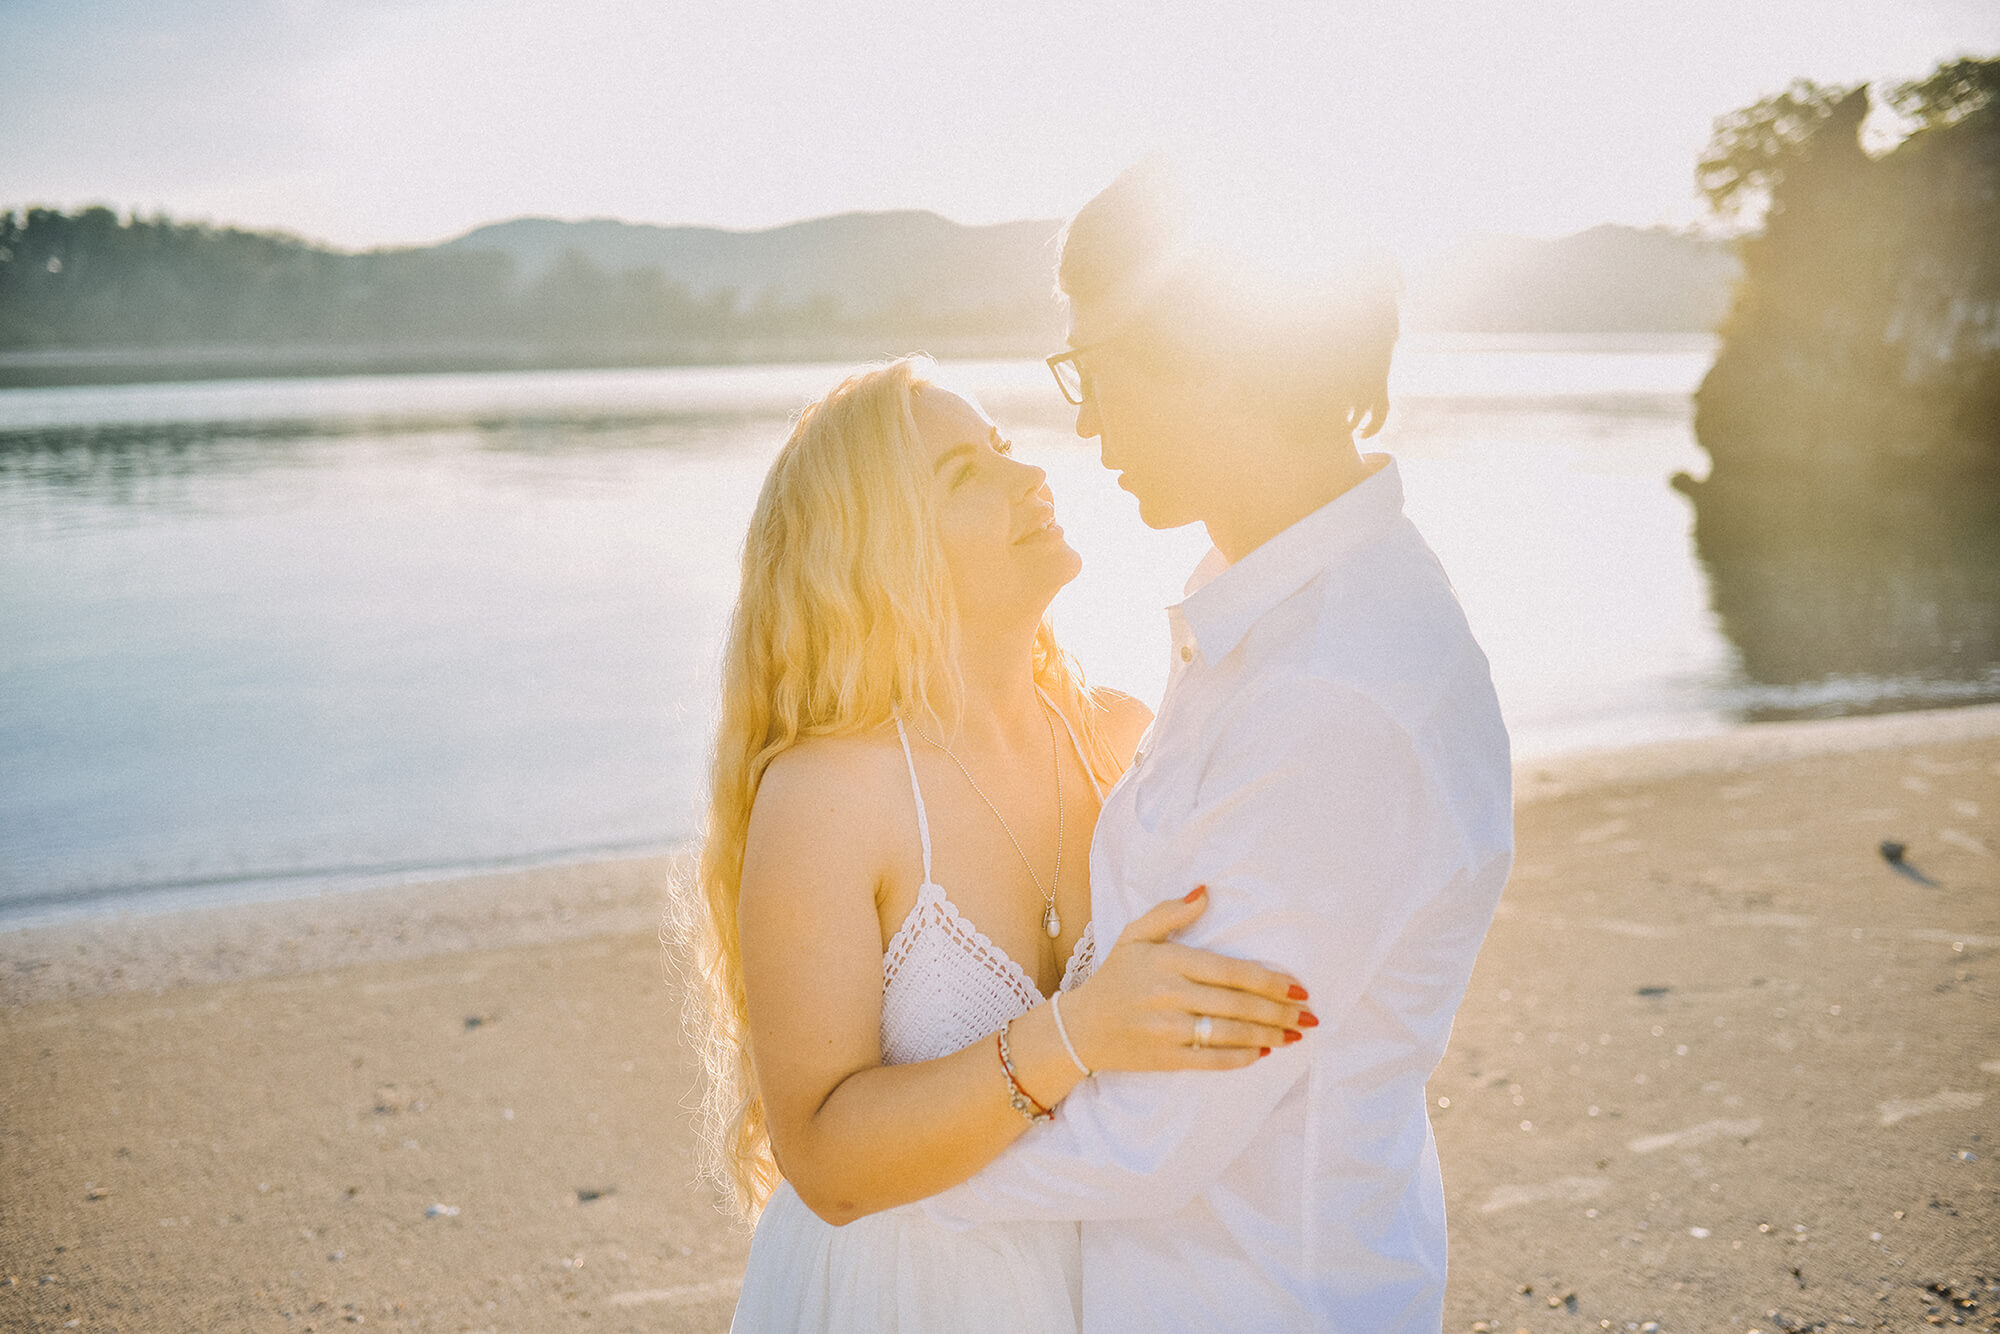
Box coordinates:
[1684,70,2000,497]
[1676,62,2000,716]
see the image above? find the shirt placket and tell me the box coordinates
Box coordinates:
[1152,604,1200,751]
[1127,605,1190,771]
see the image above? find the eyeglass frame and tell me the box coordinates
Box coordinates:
[1044,335,1125,407]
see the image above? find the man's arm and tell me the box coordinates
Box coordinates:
[923,677,1470,1226]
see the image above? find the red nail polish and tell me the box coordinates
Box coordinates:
[1183,885,1206,903]
[1286,984,1309,1001]
[1283,1029,1303,1044]
[1296,1011,1319,1029]
[1259,1047,1271,1057]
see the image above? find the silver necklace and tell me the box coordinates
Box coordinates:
[916,698,1064,938]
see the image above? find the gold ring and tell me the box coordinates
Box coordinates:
[1193,1015,1213,1049]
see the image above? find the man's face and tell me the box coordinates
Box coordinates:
[1064,300,1216,532]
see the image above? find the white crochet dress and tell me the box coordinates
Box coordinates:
[730,704,1101,1334]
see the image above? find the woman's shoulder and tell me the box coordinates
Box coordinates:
[741,726,912,903]
[753,725,911,819]
[1089,687,1155,767]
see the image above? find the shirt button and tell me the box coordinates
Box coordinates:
[1179,645,1194,663]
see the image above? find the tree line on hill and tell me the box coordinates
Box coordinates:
[0,208,1059,358]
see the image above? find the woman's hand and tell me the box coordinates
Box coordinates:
[1058,886,1313,1072]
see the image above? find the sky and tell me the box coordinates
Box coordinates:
[4,0,1997,254]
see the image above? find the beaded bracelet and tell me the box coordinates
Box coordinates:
[996,1023,1054,1124]
[1049,990,1094,1078]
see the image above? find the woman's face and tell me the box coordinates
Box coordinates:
[911,386,1081,626]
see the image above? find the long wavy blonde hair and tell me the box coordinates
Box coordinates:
[675,355,1115,1220]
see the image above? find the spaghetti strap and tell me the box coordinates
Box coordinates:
[1036,686,1106,800]
[891,717,935,885]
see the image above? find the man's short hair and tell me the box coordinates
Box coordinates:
[1058,159,1400,438]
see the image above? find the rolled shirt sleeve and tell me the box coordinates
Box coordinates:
[923,676,1471,1228]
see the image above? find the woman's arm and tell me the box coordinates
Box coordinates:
[737,739,1306,1227]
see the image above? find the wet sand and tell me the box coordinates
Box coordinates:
[3,707,1996,1332]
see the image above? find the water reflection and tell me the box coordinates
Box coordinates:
[1683,479,2000,720]
[0,411,797,525]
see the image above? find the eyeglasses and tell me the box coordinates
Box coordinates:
[1045,336,1122,407]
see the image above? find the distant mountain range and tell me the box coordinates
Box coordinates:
[440,211,1067,327]
[1404,225,1738,333]
[440,212,1740,335]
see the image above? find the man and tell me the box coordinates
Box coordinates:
[919,162,1515,1331]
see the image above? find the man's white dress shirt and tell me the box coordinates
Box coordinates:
[924,455,1514,1332]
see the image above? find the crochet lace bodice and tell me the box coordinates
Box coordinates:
[880,703,1103,1067]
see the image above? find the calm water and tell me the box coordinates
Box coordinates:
[4,335,1996,923]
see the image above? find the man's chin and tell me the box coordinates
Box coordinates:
[1132,490,1198,532]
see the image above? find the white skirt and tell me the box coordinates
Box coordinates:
[730,1182,1081,1334]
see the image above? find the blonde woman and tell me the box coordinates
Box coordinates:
[681,357,1315,1333]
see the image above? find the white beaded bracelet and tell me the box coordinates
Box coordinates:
[1049,990,1094,1078]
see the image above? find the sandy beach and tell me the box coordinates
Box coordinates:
[3,707,1997,1333]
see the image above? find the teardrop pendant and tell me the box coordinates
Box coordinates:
[1044,904,1062,938]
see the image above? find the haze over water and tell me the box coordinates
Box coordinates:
[3,334,1996,924]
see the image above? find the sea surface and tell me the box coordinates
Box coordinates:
[4,334,1996,924]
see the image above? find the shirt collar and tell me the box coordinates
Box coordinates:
[1173,453,1403,663]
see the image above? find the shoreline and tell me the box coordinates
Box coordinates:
[0,331,1718,392]
[0,836,683,934]
[1514,700,2000,805]
[0,852,684,1008]
[5,701,1997,1009]
[0,335,1058,390]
